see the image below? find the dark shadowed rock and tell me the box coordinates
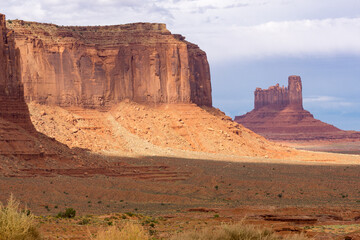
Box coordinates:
[0,14,34,132]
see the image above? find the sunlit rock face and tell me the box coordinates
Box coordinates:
[8,21,212,108]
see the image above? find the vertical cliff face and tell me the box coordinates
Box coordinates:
[254,75,303,111]
[288,75,303,110]
[187,42,212,106]
[0,14,34,131]
[7,21,212,108]
[254,84,289,110]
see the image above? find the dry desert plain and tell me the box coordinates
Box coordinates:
[1,103,360,240]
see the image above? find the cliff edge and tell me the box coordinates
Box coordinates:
[0,14,34,131]
[0,14,47,158]
[7,20,212,108]
[0,14,81,168]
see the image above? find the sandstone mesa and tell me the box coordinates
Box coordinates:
[0,13,299,160]
[235,75,360,142]
[8,20,212,108]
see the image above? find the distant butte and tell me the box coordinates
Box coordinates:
[235,75,360,142]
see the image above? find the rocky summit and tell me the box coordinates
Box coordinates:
[235,75,360,142]
[7,20,212,108]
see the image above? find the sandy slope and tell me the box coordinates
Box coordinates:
[28,102,292,157]
[27,101,360,165]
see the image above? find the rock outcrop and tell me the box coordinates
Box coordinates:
[0,13,44,157]
[235,76,360,141]
[0,14,73,160]
[7,21,212,108]
[254,75,303,110]
[0,14,34,131]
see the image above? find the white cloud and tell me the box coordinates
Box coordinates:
[1,0,360,61]
[192,17,360,62]
[304,96,340,103]
[304,95,358,111]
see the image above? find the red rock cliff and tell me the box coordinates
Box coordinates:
[0,14,34,131]
[254,76,302,110]
[235,75,360,141]
[7,21,212,108]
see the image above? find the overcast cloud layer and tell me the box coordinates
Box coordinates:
[2,0,360,61]
[1,0,360,129]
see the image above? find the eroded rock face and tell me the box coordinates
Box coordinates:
[0,14,34,132]
[8,21,212,108]
[254,75,302,110]
[235,76,360,141]
[0,13,48,158]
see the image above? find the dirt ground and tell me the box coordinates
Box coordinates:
[2,154,360,239]
[282,140,360,155]
[2,102,360,239]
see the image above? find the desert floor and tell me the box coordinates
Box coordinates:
[2,152,360,239]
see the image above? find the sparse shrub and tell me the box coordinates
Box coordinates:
[170,222,309,240]
[92,222,149,240]
[78,218,90,225]
[57,208,76,218]
[0,194,41,240]
[125,212,134,217]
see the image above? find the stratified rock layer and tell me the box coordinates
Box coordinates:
[235,76,360,141]
[8,21,212,108]
[0,14,75,162]
[254,75,303,111]
[0,13,46,157]
[0,14,34,131]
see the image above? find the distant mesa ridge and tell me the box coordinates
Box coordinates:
[7,20,212,108]
[235,75,360,141]
[254,75,303,111]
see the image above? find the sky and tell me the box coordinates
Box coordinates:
[1,0,360,130]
